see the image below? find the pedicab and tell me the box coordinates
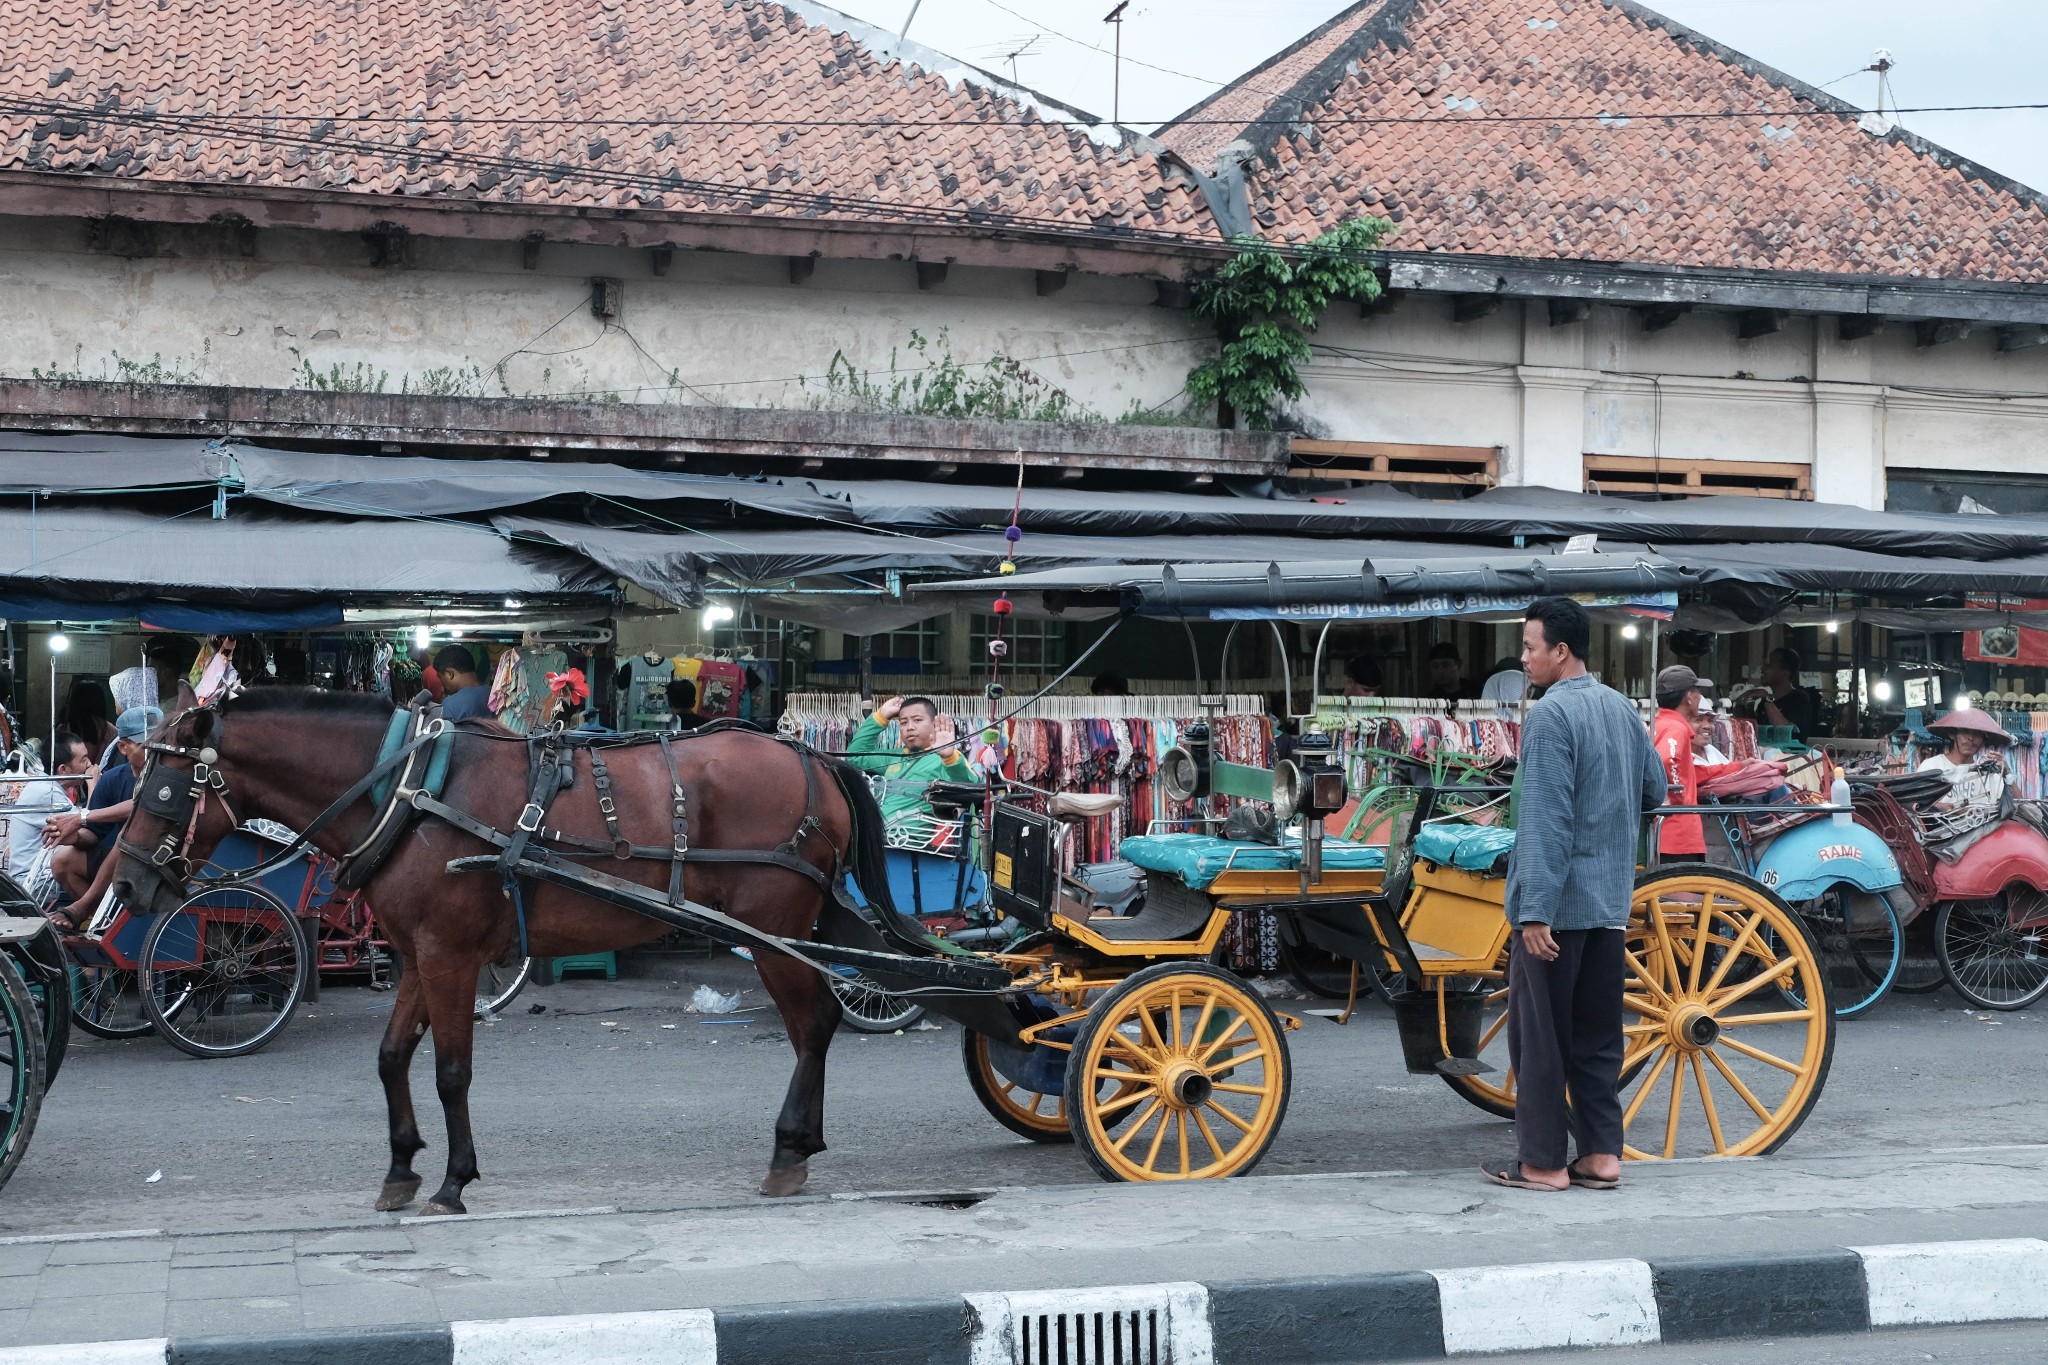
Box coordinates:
[1849,709,2048,1010]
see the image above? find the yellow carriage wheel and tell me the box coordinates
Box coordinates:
[1065,962,1291,1183]
[1439,951,1515,1120]
[962,1028,1073,1144]
[1622,866,1836,1160]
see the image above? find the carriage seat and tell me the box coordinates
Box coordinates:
[1412,822,1515,876]
[1117,832,1386,891]
[1049,792,1124,821]
[924,781,985,815]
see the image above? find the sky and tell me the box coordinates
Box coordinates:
[826,0,2048,194]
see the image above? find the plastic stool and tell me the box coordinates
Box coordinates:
[551,951,617,981]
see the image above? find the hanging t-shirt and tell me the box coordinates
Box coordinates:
[675,659,746,719]
[615,656,677,731]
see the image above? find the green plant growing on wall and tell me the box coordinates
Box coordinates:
[31,341,211,384]
[401,364,494,398]
[1184,216,1391,429]
[807,328,1097,424]
[290,349,388,393]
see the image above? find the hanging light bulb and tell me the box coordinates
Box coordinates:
[412,624,431,650]
[702,603,736,628]
[1621,623,1640,640]
[1825,619,1839,634]
[1872,679,1894,703]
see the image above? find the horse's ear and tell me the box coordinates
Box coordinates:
[191,709,215,745]
[176,681,199,712]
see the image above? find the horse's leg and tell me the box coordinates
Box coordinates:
[374,969,431,1211]
[417,950,487,1215]
[753,930,843,1197]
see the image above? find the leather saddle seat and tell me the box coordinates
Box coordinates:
[1048,792,1122,821]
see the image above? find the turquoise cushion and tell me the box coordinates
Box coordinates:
[1118,833,1386,890]
[1413,822,1515,872]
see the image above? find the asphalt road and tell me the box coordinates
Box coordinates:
[3,953,2041,1236]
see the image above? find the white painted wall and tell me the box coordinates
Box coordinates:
[7,212,2048,508]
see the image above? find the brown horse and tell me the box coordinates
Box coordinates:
[107,685,894,1214]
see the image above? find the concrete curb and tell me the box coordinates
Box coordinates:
[1,1237,2042,1363]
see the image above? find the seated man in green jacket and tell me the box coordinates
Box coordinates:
[846,696,978,850]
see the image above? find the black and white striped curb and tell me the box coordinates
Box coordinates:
[8,1236,2046,1364]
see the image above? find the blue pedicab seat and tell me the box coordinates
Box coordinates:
[1411,822,1516,876]
[845,848,990,919]
[1116,832,1387,891]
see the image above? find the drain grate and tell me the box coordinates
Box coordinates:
[966,1283,1211,1365]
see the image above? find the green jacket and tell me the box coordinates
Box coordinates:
[845,714,977,827]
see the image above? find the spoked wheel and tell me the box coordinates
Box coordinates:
[1441,953,1515,1120]
[473,958,533,1018]
[962,1028,1071,1143]
[830,968,926,1033]
[1890,890,1947,994]
[1065,962,1291,1182]
[1772,887,1902,1021]
[141,885,309,1059]
[0,957,45,1195]
[11,926,71,1088]
[1936,895,2048,1011]
[1623,867,1835,1160]
[71,963,153,1039]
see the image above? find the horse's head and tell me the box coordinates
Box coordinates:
[108,684,241,919]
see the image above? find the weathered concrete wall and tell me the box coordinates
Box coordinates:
[8,211,2048,507]
[0,214,1210,423]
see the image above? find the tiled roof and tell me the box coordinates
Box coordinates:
[1154,0,1392,172]
[1206,0,2048,283]
[0,0,1211,241]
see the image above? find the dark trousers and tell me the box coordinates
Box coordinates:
[1507,926,1626,1170]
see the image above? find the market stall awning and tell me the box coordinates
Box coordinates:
[0,505,616,604]
[0,433,229,493]
[916,551,1695,618]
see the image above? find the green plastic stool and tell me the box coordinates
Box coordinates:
[552,951,617,981]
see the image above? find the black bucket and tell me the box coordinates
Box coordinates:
[1387,987,1487,1075]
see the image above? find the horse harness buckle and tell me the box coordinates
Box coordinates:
[517,803,546,833]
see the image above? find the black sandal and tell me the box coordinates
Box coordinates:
[44,909,77,933]
[1567,1159,1620,1190]
[1480,1157,1566,1191]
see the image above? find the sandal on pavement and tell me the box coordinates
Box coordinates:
[1480,1158,1566,1191]
[1567,1160,1620,1191]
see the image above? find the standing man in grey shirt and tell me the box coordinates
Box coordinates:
[1483,597,1668,1193]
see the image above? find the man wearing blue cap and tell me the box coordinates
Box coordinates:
[43,705,161,912]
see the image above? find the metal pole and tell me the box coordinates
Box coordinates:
[858,633,874,708]
[1104,2,1129,125]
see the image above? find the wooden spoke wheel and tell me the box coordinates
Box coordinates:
[1440,952,1514,1120]
[962,1028,1073,1143]
[1065,962,1291,1182]
[1621,867,1835,1160]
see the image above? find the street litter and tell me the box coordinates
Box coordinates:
[687,985,746,1013]
[909,1019,942,1031]
[601,1020,619,1027]
[145,1170,163,1184]
[233,1096,292,1104]
[700,1018,751,1026]
[527,1003,547,1015]
[660,1023,678,1030]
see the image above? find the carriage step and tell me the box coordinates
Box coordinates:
[1435,1057,1495,1076]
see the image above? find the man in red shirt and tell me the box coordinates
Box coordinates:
[1652,664,1735,860]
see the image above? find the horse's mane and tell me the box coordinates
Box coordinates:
[222,686,397,719]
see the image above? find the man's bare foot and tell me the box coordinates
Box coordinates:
[1481,1157,1568,1191]
[1568,1155,1621,1189]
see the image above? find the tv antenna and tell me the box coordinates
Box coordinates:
[981,33,1046,85]
[1866,48,1895,118]
[1104,2,1130,125]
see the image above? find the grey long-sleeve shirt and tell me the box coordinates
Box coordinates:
[1505,673,1668,930]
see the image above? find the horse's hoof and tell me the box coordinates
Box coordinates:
[375,1178,421,1212]
[422,1200,466,1217]
[759,1161,809,1198]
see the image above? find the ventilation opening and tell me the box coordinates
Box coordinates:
[1583,454,1812,500]
[967,1284,1208,1365]
[1289,439,1500,488]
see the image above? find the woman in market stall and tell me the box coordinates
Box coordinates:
[1918,708,2012,819]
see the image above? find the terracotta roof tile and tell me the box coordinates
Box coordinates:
[1226,0,2048,282]
[0,0,1210,240]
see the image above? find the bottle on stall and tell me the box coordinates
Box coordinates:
[1831,770,1852,826]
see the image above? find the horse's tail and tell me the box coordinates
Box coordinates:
[822,754,897,919]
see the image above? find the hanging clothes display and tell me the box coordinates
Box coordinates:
[614,653,676,730]
[676,656,747,719]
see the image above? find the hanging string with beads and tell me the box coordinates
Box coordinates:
[975,450,1026,776]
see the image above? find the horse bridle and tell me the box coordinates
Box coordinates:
[118,705,240,882]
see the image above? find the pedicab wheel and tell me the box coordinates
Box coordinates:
[1066,962,1290,1182]
[0,957,45,1195]
[1886,890,1947,994]
[140,884,309,1059]
[962,1028,1071,1143]
[71,964,153,1039]
[13,925,71,1088]
[474,957,533,1019]
[829,969,926,1033]
[1936,895,2048,1012]
[1622,866,1835,1160]
[1769,887,1901,1022]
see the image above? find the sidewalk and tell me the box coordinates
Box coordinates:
[1,1142,2045,1351]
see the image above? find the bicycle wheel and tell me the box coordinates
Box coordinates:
[1889,890,1947,994]
[474,957,533,1018]
[9,926,71,1088]
[0,958,45,1196]
[141,885,309,1059]
[1937,896,2048,1011]
[829,966,925,1032]
[1769,888,1901,1021]
[71,963,153,1039]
